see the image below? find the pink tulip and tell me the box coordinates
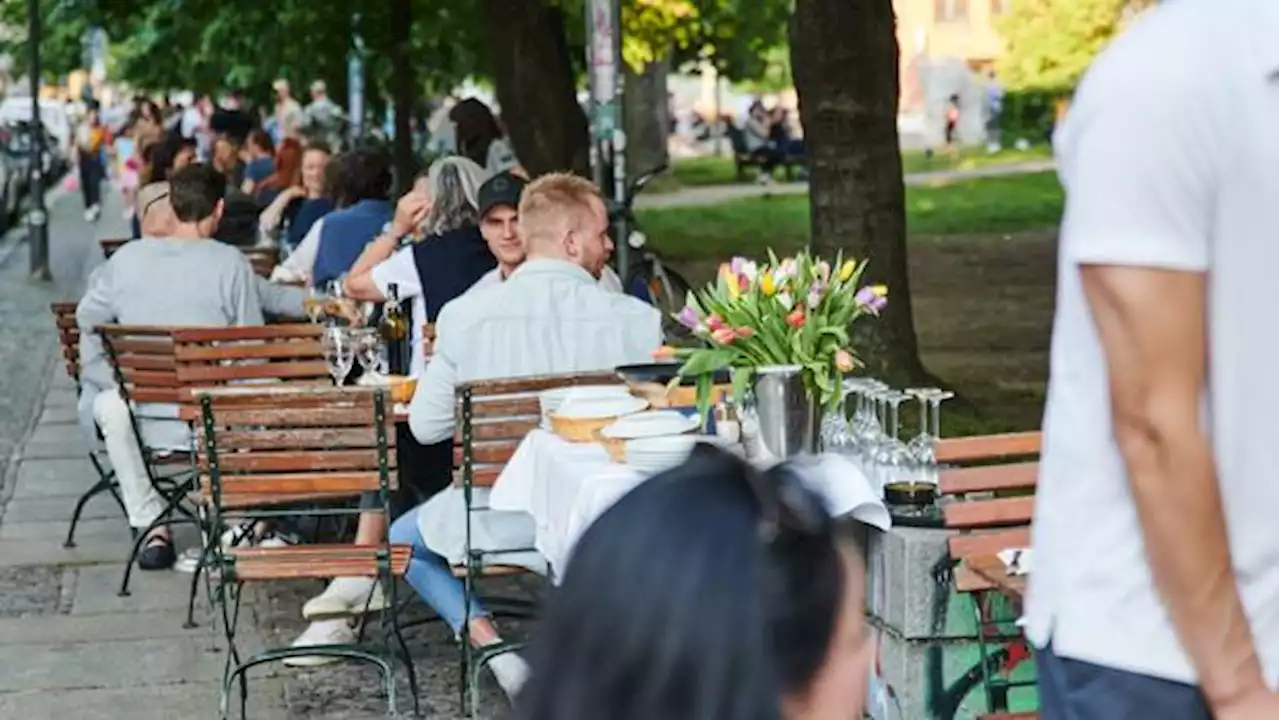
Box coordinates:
[711,327,736,344]
[835,349,854,373]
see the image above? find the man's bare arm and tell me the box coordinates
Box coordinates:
[1080,265,1269,712]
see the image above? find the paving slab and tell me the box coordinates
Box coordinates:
[12,457,104,499]
[0,535,130,568]
[0,565,66,617]
[38,404,80,425]
[21,439,92,460]
[0,517,126,543]
[2,493,123,523]
[0,637,229,692]
[70,563,207,616]
[0,683,289,720]
[0,608,207,646]
[28,422,85,446]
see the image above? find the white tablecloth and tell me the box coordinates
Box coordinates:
[489,429,890,580]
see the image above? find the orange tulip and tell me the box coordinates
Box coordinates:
[652,345,677,360]
[786,309,806,329]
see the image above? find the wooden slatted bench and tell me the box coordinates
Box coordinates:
[936,430,1041,720]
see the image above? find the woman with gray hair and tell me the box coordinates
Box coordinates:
[293,157,499,663]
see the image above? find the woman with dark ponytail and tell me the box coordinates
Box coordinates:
[513,445,872,720]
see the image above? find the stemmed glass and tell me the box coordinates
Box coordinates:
[353,328,387,377]
[321,327,355,386]
[905,388,942,466]
[304,286,326,324]
[872,390,912,488]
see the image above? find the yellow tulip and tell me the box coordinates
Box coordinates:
[761,273,777,296]
[838,260,856,282]
[871,284,888,297]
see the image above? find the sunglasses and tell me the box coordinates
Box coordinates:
[691,444,828,543]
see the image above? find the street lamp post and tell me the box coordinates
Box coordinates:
[585,0,628,278]
[26,0,50,281]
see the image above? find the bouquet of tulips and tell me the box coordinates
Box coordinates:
[656,250,888,415]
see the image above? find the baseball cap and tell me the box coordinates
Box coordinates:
[477,171,527,218]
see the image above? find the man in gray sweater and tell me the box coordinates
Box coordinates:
[76,165,290,570]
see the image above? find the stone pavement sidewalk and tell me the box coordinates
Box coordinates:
[0,369,294,719]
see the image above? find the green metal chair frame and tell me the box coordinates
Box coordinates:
[50,302,128,548]
[96,325,201,597]
[197,385,417,719]
[455,370,622,717]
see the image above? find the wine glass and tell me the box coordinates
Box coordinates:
[354,329,386,377]
[905,387,942,466]
[321,327,355,386]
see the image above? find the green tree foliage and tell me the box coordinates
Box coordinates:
[996,0,1153,93]
[0,0,92,82]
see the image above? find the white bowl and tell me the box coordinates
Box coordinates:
[538,385,631,417]
[553,395,649,420]
[600,410,699,440]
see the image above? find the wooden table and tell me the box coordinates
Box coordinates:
[966,553,1027,603]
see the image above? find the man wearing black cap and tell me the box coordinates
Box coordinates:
[469,171,625,292]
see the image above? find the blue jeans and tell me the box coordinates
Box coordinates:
[1035,641,1211,720]
[388,506,486,633]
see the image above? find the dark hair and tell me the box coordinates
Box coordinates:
[331,148,393,205]
[148,132,197,183]
[512,445,851,720]
[168,164,227,223]
[449,97,504,169]
[246,128,274,155]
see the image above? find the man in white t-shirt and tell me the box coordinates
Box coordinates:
[1027,2,1278,718]
[470,171,624,294]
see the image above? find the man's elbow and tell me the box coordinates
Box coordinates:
[1111,399,1203,487]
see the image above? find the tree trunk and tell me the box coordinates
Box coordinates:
[388,0,416,190]
[480,0,590,177]
[622,57,670,183]
[789,0,929,383]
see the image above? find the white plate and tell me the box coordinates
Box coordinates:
[538,385,631,417]
[553,395,648,420]
[600,410,700,440]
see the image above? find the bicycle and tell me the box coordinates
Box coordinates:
[609,164,695,340]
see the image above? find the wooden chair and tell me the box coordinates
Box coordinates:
[95,325,197,597]
[170,323,331,627]
[937,431,1041,720]
[453,370,620,716]
[100,237,130,258]
[241,247,280,279]
[49,302,127,547]
[194,386,415,719]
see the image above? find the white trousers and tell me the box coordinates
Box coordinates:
[92,389,168,529]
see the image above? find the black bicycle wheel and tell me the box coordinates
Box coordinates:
[627,259,695,340]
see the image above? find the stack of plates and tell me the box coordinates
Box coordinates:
[624,435,702,473]
[538,385,632,419]
[600,410,699,440]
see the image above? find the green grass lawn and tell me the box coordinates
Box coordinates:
[636,170,1064,261]
[644,144,1053,193]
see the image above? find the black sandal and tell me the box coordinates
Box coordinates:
[138,534,176,571]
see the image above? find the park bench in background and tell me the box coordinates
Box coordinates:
[937,430,1041,720]
[724,123,805,181]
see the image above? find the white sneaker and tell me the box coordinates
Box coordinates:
[283,619,356,668]
[174,547,202,574]
[301,576,389,620]
[488,652,530,700]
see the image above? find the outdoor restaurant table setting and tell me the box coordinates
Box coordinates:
[459,382,892,580]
